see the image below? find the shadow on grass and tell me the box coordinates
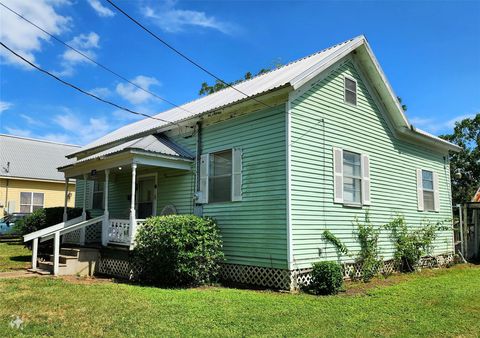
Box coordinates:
[8,255,30,262]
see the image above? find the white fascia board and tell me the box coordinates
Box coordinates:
[290,36,365,90]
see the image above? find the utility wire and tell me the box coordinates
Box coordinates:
[0,1,191,120]
[1,42,173,123]
[105,0,272,109]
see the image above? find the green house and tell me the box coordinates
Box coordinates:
[25,36,460,289]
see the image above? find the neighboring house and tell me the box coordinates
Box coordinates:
[25,36,460,289]
[0,134,79,216]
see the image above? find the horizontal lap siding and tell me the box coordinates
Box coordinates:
[290,59,453,269]
[202,106,288,269]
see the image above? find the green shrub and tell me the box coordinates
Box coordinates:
[17,207,85,236]
[17,207,86,250]
[133,215,224,287]
[309,261,343,295]
[385,215,449,272]
[354,212,382,282]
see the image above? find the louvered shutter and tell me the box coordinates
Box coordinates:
[416,169,424,211]
[232,148,243,201]
[433,172,440,212]
[197,154,209,204]
[333,148,343,203]
[361,154,371,205]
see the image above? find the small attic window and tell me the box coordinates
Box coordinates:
[344,77,357,105]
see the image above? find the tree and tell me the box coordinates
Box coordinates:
[397,96,407,112]
[440,114,480,204]
[198,62,282,96]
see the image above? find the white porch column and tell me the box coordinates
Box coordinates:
[79,174,88,246]
[129,163,137,248]
[63,177,69,222]
[102,169,110,246]
[53,231,60,276]
[31,238,38,270]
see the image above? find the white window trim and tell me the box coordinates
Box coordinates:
[419,169,439,212]
[20,192,44,213]
[206,148,234,204]
[342,150,363,206]
[344,75,357,106]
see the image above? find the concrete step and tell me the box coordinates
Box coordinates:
[48,254,78,264]
[60,248,80,257]
[27,268,52,275]
[38,261,67,271]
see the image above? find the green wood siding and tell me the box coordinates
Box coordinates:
[200,106,288,269]
[289,58,453,269]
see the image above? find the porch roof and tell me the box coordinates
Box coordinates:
[58,134,194,177]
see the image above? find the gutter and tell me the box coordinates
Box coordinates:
[397,126,462,152]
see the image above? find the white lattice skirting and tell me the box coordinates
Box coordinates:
[95,253,455,291]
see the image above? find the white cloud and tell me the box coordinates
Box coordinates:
[116,75,160,105]
[87,0,115,17]
[142,1,236,34]
[0,101,13,114]
[53,111,113,144]
[55,32,100,76]
[410,113,477,134]
[0,0,70,67]
[89,87,112,97]
[20,114,46,127]
[4,126,32,137]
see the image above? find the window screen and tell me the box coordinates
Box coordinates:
[208,150,232,203]
[343,151,362,204]
[345,77,357,105]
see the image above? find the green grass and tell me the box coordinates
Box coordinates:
[0,265,479,337]
[0,242,31,272]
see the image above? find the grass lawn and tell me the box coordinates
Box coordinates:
[0,242,31,272]
[0,265,479,337]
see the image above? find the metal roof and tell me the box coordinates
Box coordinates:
[71,36,364,157]
[0,134,80,181]
[71,134,194,165]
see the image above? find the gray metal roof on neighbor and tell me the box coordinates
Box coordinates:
[0,134,80,181]
[70,134,194,165]
[71,36,364,157]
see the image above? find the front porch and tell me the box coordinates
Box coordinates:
[24,135,195,275]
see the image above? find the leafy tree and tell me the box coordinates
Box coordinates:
[440,113,480,204]
[397,96,407,112]
[199,61,282,96]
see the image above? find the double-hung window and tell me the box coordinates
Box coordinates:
[344,76,357,105]
[417,169,439,212]
[209,150,233,203]
[343,151,362,204]
[333,148,371,206]
[92,181,104,209]
[20,192,44,213]
[198,148,242,204]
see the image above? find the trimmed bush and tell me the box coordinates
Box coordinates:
[309,261,343,295]
[17,207,86,236]
[133,215,224,287]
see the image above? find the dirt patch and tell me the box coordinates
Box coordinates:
[59,275,114,285]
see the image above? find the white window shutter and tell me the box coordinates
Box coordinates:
[361,154,371,205]
[197,154,209,204]
[433,172,440,212]
[232,148,243,201]
[333,147,343,203]
[416,169,424,211]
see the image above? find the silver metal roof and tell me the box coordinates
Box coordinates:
[72,134,194,165]
[0,134,80,181]
[71,36,363,157]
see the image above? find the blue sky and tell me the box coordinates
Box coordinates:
[0,0,479,146]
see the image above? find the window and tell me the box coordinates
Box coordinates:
[344,77,357,105]
[343,151,362,204]
[20,192,44,213]
[92,181,104,209]
[422,170,435,211]
[208,150,232,203]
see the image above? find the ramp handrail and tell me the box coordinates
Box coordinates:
[24,216,84,242]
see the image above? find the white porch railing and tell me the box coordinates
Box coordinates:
[107,219,146,245]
